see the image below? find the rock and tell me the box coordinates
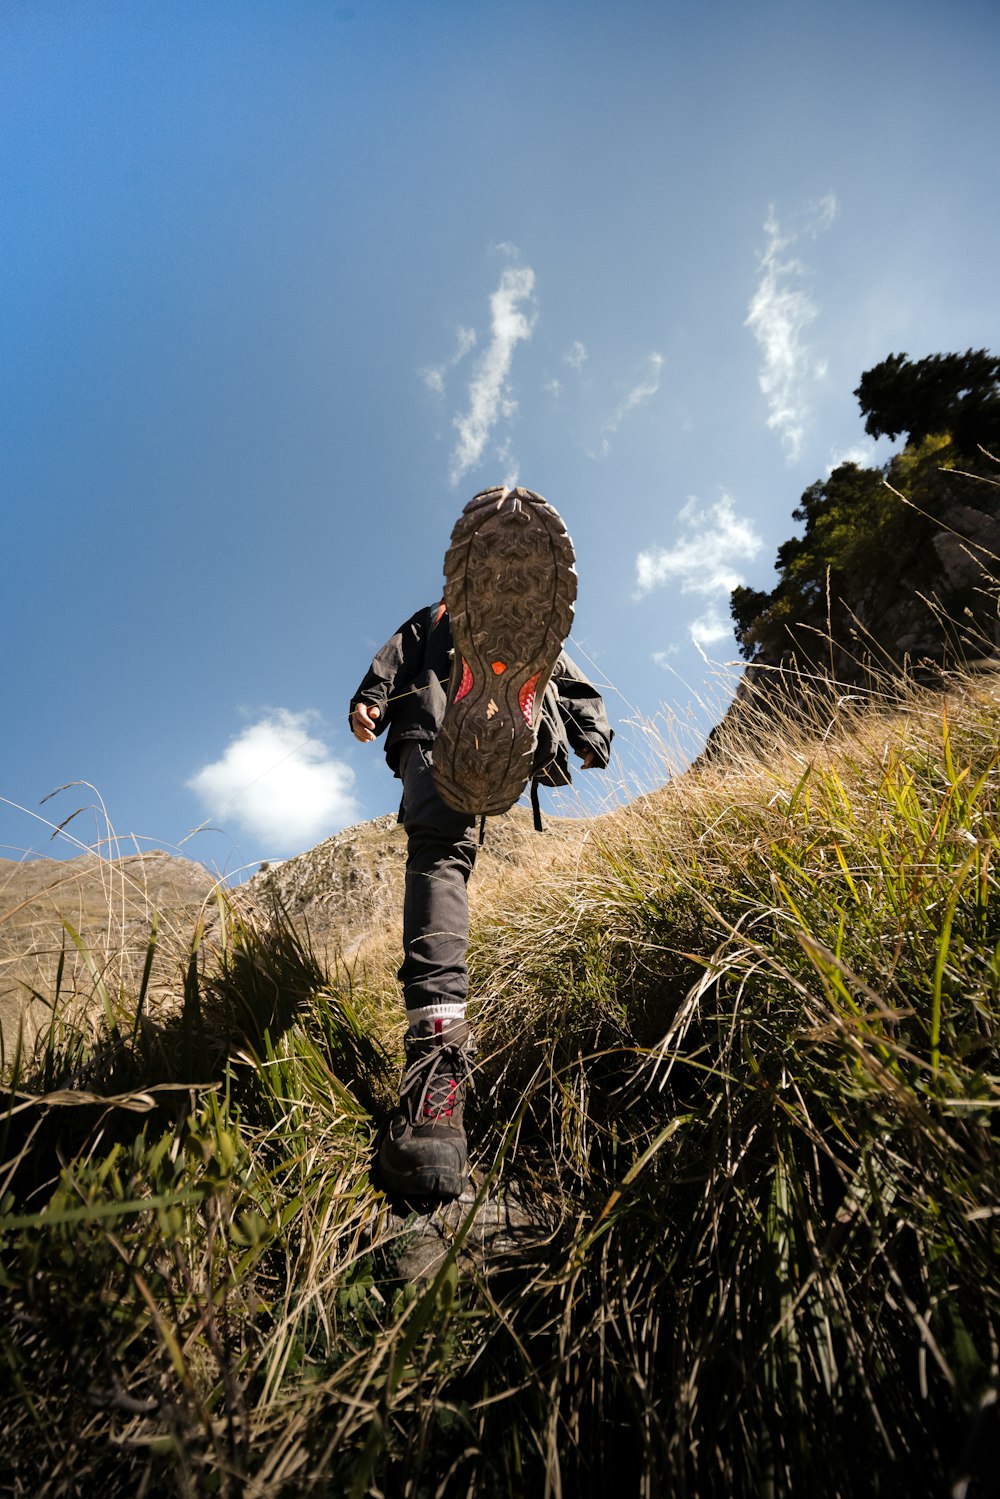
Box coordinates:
[933,504,1000,591]
[243,804,588,965]
[378,1188,553,1282]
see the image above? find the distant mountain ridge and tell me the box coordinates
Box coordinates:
[0,806,589,1053]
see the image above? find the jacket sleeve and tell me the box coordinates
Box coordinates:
[551,652,614,768]
[348,608,428,737]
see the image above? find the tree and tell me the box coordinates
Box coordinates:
[730,355,1000,673]
[854,349,1000,453]
[730,462,892,662]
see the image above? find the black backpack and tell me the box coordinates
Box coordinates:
[531,679,573,788]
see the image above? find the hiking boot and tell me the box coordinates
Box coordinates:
[433,486,577,816]
[378,1017,475,1199]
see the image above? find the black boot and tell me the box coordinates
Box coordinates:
[378,1017,475,1199]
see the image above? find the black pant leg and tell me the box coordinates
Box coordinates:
[398,742,478,1012]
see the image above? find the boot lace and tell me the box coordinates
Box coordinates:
[400,1042,475,1122]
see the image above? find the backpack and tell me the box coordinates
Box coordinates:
[531,679,573,788]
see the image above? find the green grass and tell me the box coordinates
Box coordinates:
[2,665,999,1496]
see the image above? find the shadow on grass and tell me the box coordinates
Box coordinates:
[1,892,392,1209]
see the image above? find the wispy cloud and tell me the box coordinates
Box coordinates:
[689,605,734,649]
[826,442,876,473]
[420,326,476,396]
[547,342,589,400]
[636,494,761,597]
[492,436,521,490]
[610,352,663,429]
[187,710,358,855]
[745,196,837,463]
[449,263,537,486]
[807,191,840,236]
[590,351,663,458]
[635,494,763,652]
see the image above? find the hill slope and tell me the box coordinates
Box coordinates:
[0,806,589,1053]
[2,672,999,1495]
[0,849,216,1054]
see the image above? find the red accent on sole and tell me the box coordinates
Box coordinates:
[491,660,507,674]
[518,673,541,727]
[454,659,474,702]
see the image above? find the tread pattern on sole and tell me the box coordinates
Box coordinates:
[433,486,577,816]
[377,1161,466,1198]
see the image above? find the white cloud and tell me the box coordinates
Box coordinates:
[690,606,733,648]
[636,494,763,599]
[564,340,588,371]
[187,710,358,855]
[493,436,521,490]
[635,494,763,651]
[420,325,476,395]
[808,191,840,235]
[826,442,876,473]
[745,201,836,463]
[610,351,663,428]
[544,377,563,397]
[449,265,537,485]
[589,351,664,458]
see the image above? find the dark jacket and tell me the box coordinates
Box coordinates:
[349,604,613,783]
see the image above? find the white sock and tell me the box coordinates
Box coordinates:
[406,1001,466,1029]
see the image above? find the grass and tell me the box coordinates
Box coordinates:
[2,661,1000,1496]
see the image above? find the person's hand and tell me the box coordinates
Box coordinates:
[352,703,381,743]
[579,749,598,769]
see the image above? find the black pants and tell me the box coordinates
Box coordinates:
[398,742,478,1013]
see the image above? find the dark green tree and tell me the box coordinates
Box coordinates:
[731,353,1000,670]
[730,462,894,662]
[854,349,1000,454]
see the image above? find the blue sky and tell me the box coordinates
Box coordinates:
[4,0,999,874]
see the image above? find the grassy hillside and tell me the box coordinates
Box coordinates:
[0,850,218,1062]
[2,666,999,1496]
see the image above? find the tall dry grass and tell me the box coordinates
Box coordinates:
[2,660,1000,1495]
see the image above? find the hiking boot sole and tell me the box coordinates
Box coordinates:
[434,487,577,816]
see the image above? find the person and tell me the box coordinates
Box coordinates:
[349,486,613,1199]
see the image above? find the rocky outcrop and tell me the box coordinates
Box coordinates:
[931,502,1000,593]
[246,814,407,959]
[710,466,1000,761]
[243,803,588,963]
